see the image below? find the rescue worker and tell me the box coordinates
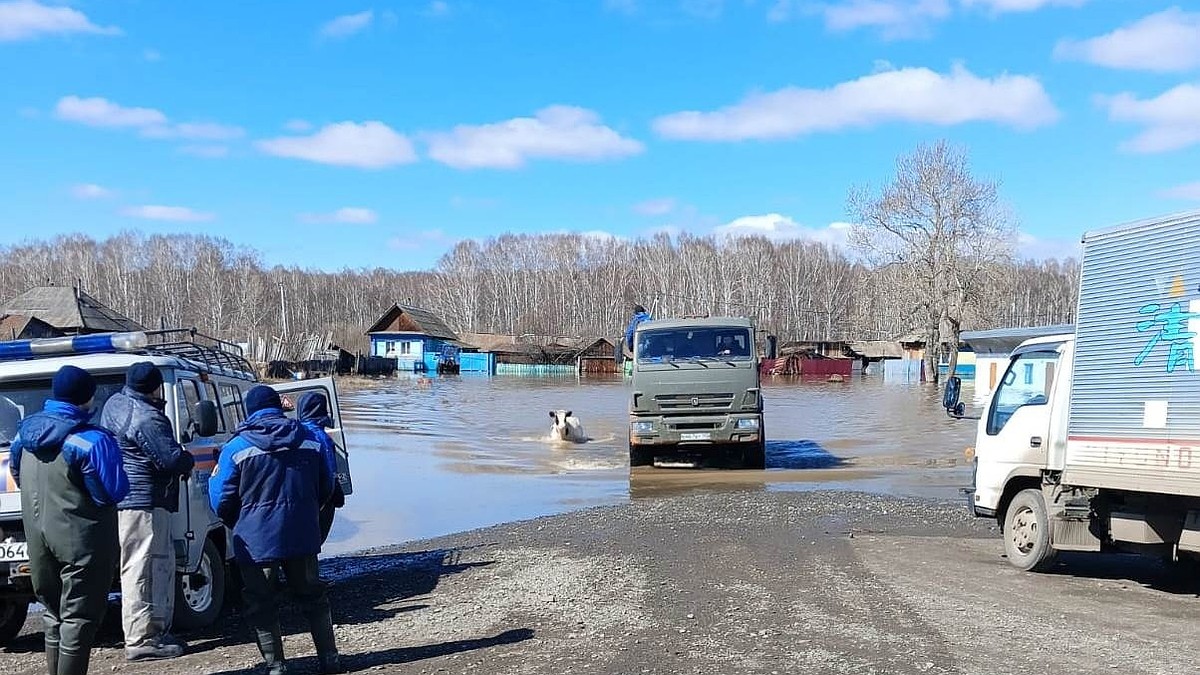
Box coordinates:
[296,392,345,544]
[624,304,652,353]
[8,365,129,675]
[101,362,196,660]
[209,385,340,675]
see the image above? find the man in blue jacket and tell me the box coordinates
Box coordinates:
[9,365,129,675]
[624,304,652,353]
[209,385,340,675]
[101,362,195,661]
[296,392,344,545]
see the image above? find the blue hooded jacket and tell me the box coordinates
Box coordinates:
[625,311,652,351]
[296,392,344,509]
[209,407,333,564]
[9,399,129,507]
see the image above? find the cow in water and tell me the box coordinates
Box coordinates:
[548,410,588,444]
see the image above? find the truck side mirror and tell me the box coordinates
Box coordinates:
[194,400,219,438]
[942,377,964,418]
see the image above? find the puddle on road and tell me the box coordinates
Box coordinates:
[322,376,977,556]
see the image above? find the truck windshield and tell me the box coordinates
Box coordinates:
[0,375,126,446]
[986,350,1057,436]
[637,327,753,363]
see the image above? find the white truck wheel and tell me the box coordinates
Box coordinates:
[173,539,225,629]
[1003,489,1058,572]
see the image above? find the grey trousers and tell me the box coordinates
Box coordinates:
[239,556,337,657]
[118,508,175,648]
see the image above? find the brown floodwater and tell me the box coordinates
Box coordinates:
[321,375,979,556]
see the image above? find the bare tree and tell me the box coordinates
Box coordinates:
[848,140,1017,384]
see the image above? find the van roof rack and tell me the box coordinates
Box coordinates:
[144,328,257,381]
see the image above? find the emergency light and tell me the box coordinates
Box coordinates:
[0,331,148,362]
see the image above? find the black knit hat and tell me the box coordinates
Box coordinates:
[244,385,282,416]
[52,365,97,406]
[126,362,164,395]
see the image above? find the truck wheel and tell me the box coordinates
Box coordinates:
[174,539,225,630]
[629,444,653,467]
[1003,489,1058,572]
[742,441,766,470]
[0,599,29,644]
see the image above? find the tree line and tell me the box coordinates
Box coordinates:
[0,229,1078,354]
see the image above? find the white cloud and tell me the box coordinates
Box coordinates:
[653,64,1059,141]
[299,207,379,224]
[257,121,418,169]
[179,144,230,158]
[70,183,112,200]
[1016,231,1080,261]
[633,198,677,216]
[820,0,951,39]
[319,10,373,39]
[1098,84,1200,153]
[425,105,644,169]
[1160,181,1200,201]
[284,119,313,132]
[1054,8,1200,73]
[143,121,244,141]
[55,95,167,129]
[121,205,215,222]
[961,0,1087,14]
[0,0,120,41]
[715,214,852,247]
[143,48,161,62]
[387,229,454,251]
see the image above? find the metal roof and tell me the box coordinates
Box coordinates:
[2,286,144,334]
[960,324,1076,355]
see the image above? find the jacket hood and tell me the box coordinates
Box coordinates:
[296,392,333,429]
[235,408,305,450]
[121,386,167,411]
[19,400,90,451]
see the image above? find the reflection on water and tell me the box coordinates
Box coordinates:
[322,375,978,556]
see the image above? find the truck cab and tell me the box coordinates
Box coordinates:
[0,330,351,644]
[626,317,765,469]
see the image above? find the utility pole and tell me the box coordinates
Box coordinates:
[278,282,289,337]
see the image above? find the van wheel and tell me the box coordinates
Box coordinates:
[1003,489,1058,572]
[629,444,653,467]
[174,539,225,630]
[0,599,28,644]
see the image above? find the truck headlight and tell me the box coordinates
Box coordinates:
[632,421,654,434]
[735,418,760,431]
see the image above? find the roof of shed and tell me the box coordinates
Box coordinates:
[2,286,145,333]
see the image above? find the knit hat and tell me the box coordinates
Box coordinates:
[244,385,282,416]
[52,365,97,406]
[126,362,164,395]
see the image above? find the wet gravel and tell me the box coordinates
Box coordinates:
[2,489,1198,674]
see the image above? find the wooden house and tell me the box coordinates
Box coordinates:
[0,314,62,341]
[2,286,144,335]
[365,304,481,373]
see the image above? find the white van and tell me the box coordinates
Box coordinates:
[0,330,352,644]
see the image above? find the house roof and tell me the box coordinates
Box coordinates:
[365,304,459,341]
[460,332,615,356]
[2,286,145,334]
[847,340,905,359]
[960,324,1076,356]
[0,313,60,340]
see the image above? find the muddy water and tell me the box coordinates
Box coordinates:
[322,376,978,556]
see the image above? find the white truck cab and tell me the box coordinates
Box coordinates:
[0,330,351,644]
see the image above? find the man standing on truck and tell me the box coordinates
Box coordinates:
[625,304,651,353]
[101,362,195,661]
[209,385,341,675]
[8,365,129,675]
[296,391,344,544]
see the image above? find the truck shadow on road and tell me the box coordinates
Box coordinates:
[1041,552,1200,597]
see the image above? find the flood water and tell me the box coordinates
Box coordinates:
[322,375,979,556]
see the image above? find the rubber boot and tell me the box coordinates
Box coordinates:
[56,649,90,675]
[254,629,288,675]
[44,640,59,675]
[306,607,343,674]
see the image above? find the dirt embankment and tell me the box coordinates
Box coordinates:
[3,490,1199,674]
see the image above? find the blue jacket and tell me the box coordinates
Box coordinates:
[9,400,129,507]
[101,387,195,511]
[209,407,333,564]
[625,311,651,350]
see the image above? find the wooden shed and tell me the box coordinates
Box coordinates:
[2,286,144,335]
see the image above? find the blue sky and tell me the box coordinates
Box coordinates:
[1,0,1198,270]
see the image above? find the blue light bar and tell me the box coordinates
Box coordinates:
[0,332,148,362]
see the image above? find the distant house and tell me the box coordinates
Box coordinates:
[460,332,618,375]
[0,314,62,340]
[365,304,479,373]
[2,286,145,335]
[961,324,1074,396]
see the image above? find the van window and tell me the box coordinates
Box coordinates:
[219,384,244,426]
[176,379,202,438]
[204,382,227,433]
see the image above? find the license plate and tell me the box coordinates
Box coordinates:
[0,542,27,563]
[680,432,711,442]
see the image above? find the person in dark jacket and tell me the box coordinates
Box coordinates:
[101,362,195,661]
[624,304,652,352]
[9,365,129,675]
[208,385,340,675]
[296,392,345,545]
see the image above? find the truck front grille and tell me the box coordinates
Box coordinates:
[654,393,736,411]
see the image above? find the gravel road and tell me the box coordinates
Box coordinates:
[2,490,1198,674]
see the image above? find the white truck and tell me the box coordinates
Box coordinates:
[944,209,1200,571]
[0,329,352,644]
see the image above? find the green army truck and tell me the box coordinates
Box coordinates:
[625,317,765,469]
